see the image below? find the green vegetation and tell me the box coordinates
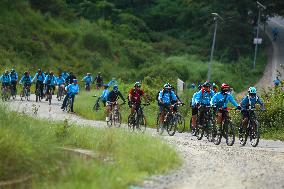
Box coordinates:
[0,105,181,188]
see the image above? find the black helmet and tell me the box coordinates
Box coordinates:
[203,81,211,87]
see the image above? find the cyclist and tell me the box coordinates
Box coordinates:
[95,72,103,89]
[56,74,66,99]
[170,85,184,111]
[65,72,76,85]
[32,69,46,99]
[61,79,79,113]
[158,83,177,128]
[0,70,11,89]
[239,87,264,133]
[96,84,110,107]
[82,73,93,91]
[191,84,202,135]
[10,69,18,95]
[19,71,32,94]
[44,72,57,101]
[105,85,126,122]
[62,71,69,80]
[212,83,219,94]
[128,82,148,119]
[273,76,281,87]
[211,83,241,125]
[272,27,279,41]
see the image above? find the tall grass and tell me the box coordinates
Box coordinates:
[0,105,181,188]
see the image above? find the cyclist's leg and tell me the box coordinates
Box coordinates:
[191,106,198,129]
[61,94,69,109]
[240,110,249,130]
[105,102,111,121]
[71,95,75,112]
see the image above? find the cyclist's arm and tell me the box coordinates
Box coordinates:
[228,94,239,108]
[210,93,217,107]
[158,91,163,104]
[118,91,126,102]
[31,74,37,83]
[257,97,265,109]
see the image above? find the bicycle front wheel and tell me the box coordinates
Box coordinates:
[176,114,185,133]
[224,120,235,146]
[137,115,146,133]
[167,116,177,136]
[250,120,260,147]
[127,114,135,132]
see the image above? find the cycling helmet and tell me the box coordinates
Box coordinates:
[87,73,91,76]
[24,71,29,75]
[11,69,15,73]
[103,84,109,88]
[73,79,78,83]
[203,81,211,87]
[221,83,230,91]
[248,87,257,94]
[4,70,9,74]
[59,74,62,77]
[163,83,172,90]
[98,72,101,75]
[38,69,42,72]
[113,85,118,92]
[50,71,54,75]
[134,82,141,88]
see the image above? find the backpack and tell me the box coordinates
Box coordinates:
[156,90,172,103]
[46,76,52,85]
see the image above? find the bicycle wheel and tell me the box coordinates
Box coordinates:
[206,118,214,142]
[196,124,204,140]
[156,113,161,133]
[48,94,52,105]
[93,102,100,112]
[128,114,135,132]
[250,120,260,147]
[167,115,177,136]
[239,124,248,147]
[137,115,146,133]
[114,112,122,128]
[224,120,235,146]
[107,113,112,127]
[213,124,222,145]
[176,114,185,133]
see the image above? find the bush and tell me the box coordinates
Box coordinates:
[82,32,112,55]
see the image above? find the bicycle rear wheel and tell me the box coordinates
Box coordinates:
[113,111,121,128]
[250,120,260,147]
[213,124,222,145]
[128,114,135,132]
[224,120,235,146]
[206,119,214,142]
[137,115,146,133]
[239,125,248,146]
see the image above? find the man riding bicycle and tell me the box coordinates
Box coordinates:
[0,70,11,90]
[82,73,93,91]
[158,83,178,128]
[191,84,202,135]
[19,71,32,93]
[44,72,57,101]
[56,74,66,98]
[10,69,18,94]
[105,85,126,122]
[32,69,46,99]
[239,87,264,133]
[191,82,215,134]
[211,83,241,125]
[65,72,76,85]
[128,82,148,118]
[95,72,103,89]
[61,79,79,113]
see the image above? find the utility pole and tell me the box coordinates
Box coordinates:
[253,1,266,69]
[207,13,223,82]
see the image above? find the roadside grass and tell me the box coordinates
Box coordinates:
[262,127,284,141]
[0,105,181,188]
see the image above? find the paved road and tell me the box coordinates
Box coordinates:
[4,96,284,189]
[267,17,284,82]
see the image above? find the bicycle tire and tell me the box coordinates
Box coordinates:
[128,114,135,132]
[114,112,122,128]
[137,115,146,133]
[177,114,185,133]
[166,115,177,136]
[224,120,235,146]
[239,124,248,147]
[250,120,260,147]
[206,118,214,142]
[213,124,222,145]
[196,124,204,140]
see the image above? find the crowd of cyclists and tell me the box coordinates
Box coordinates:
[0,68,271,146]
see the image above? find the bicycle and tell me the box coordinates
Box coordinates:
[20,84,31,101]
[57,85,65,101]
[106,102,123,127]
[46,85,54,105]
[92,97,101,112]
[85,83,91,91]
[10,83,17,100]
[128,103,149,133]
[213,108,236,146]
[156,103,181,136]
[63,94,73,113]
[1,85,11,101]
[195,106,215,142]
[35,82,42,102]
[239,109,264,147]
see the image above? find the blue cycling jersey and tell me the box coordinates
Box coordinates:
[211,92,239,109]
[65,83,79,95]
[32,73,46,82]
[10,72,18,81]
[44,75,57,86]
[158,90,177,105]
[56,77,65,85]
[195,89,215,106]
[0,74,11,83]
[240,95,264,110]
[100,89,110,101]
[191,91,199,106]
[83,76,93,84]
[20,76,32,85]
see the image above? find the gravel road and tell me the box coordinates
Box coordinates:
[5,95,284,189]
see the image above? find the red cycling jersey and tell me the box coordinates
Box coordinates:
[129,88,144,104]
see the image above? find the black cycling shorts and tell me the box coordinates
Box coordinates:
[241,110,249,119]
[192,106,198,116]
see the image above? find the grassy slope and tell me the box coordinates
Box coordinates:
[0,105,181,188]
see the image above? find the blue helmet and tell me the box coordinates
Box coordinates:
[248,87,257,94]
